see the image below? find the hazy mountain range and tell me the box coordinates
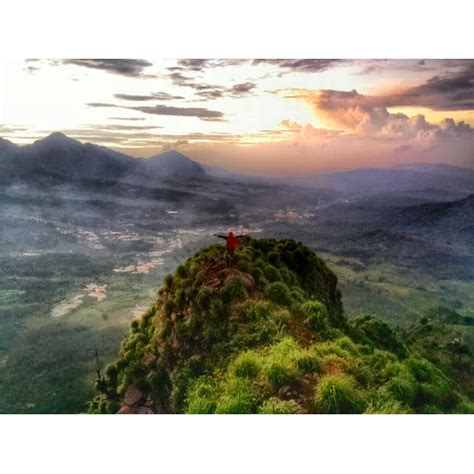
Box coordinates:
[1,133,473,203]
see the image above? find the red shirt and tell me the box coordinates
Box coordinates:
[226,233,239,250]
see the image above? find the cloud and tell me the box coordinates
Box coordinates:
[230,82,256,96]
[393,62,474,111]
[84,124,163,131]
[173,59,248,71]
[393,144,413,153]
[252,59,344,73]
[87,102,117,108]
[129,104,224,120]
[108,117,146,121]
[280,120,342,138]
[61,59,154,77]
[168,71,256,100]
[88,102,225,120]
[298,87,474,139]
[176,59,210,71]
[114,92,185,101]
[291,62,474,113]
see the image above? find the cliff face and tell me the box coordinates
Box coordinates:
[89,238,471,414]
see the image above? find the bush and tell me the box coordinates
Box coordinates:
[269,309,291,328]
[301,300,328,331]
[240,300,270,321]
[220,276,246,304]
[186,377,218,414]
[258,398,302,414]
[314,374,366,414]
[216,379,258,414]
[265,281,292,306]
[233,352,261,379]
[196,286,213,310]
[264,264,282,283]
[457,401,474,414]
[384,367,417,406]
[264,362,296,391]
[295,350,322,374]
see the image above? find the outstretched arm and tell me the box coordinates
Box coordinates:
[214,234,228,240]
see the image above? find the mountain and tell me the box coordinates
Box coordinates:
[395,194,474,238]
[0,132,138,182]
[353,188,469,208]
[0,134,207,184]
[393,162,474,180]
[141,150,207,179]
[294,165,474,198]
[89,238,472,414]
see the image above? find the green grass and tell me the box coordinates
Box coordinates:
[314,374,366,414]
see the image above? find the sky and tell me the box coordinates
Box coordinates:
[0,59,473,176]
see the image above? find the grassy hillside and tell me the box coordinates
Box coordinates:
[89,238,473,414]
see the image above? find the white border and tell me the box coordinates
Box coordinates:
[1,1,472,472]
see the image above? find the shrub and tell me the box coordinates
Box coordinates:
[384,368,417,406]
[258,398,302,414]
[233,352,261,379]
[269,309,292,327]
[220,276,246,304]
[301,300,328,331]
[196,286,213,310]
[241,300,273,322]
[176,264,188,279]
[163,274,174,289]
[186,377,219,414]
[264,264,282,283]
[215,379,258,414]
[295,350,322,374]
[264,362,296,391]
[457,401,474,414]
[265,281,292,306]
[314,374,366,414]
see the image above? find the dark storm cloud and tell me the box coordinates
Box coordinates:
[297,62,474,115]
[114,92,185,101]
[61,59,154,77]
[399,62,474,110]
[352,61,474,111]
[252,59,344,73]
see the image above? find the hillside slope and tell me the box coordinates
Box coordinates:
[89,238,473,414]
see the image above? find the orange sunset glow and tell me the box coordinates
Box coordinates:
[1,59,473,175]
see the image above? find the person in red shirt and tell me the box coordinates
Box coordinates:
[215,231,243,264]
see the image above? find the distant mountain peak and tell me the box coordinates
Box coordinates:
[34,132,82,148]
[154,150,190,160]
[0,137,17,148]
[144,149,207,179]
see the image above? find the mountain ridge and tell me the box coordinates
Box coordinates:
[89,238,473,414]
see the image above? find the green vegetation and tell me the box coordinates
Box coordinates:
[89,238,473,414]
